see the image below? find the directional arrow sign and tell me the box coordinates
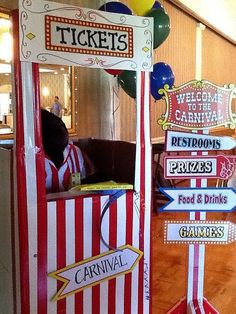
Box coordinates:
[164,155,235,180]
[165,130,236,152]
[159,188,236,212]
[164,220,236,245]
[49,245,143,301]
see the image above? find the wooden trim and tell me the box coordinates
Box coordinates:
[169,0,236,46]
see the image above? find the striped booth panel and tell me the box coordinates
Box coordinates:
[46,192,150,314]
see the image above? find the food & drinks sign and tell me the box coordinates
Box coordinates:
[19,0,153,70]
[158,80,236,130]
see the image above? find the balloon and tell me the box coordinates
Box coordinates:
[105,69,123,76]
[150,62,175,100]
[146,8,170,48]
[99,2,132,15]
[99,3,132,76]
[127,0,155,16]
[118,70,136,99]
[152,1,164,10]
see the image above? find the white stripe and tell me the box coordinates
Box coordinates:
[100,196,110,314]
[83,197,92,314]
[143,71,152,313]
[21,62,38,314]
[131,193,140,314]
[197,245,205,300]
[198,299,205,314]
[47,201,57,314]
[115,194,126,314]
[187,244,194,303]
[134,71,141,193]
[13,173,21,314]
[66,200,75,313]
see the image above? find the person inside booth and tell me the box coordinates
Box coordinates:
[41,109,94,193]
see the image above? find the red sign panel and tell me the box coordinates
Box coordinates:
[158,80,236,130]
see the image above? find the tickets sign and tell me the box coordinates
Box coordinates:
[158,80,236,130]
[160,188,236,212]
[49,245,143,301]
[19,0,153,70]
[164,221,235,245]
[165,130,236,152]
[164,155,235,180]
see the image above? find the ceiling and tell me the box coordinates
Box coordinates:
[172,0,236,42]
[0,0,235,42]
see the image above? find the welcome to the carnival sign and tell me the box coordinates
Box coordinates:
[19,0,153,71]
[158,80,236,130]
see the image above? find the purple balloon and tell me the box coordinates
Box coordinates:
[152,1,164,10]
[99,2,132,15]
[150,62,175,100]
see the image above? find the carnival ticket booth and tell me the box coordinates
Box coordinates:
[0,1,154,314]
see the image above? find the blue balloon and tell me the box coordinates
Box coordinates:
[99,2,132,15]
[150,62,175,100]
[152,1,164,10]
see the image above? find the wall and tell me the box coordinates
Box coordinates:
[117,0,236,141]
[1,0,236,141]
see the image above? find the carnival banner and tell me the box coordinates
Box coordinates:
[49,245,143,301]
[158,80,236,130]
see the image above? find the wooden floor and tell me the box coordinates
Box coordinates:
[151,211,236,313]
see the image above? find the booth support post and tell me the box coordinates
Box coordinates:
[135,71,152,312]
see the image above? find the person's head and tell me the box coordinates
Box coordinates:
[41,109,68,168]
[54,96,59,102]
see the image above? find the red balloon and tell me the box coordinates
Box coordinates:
[105,69,123,76]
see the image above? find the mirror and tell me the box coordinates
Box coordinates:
[0,12,13,138]
[0,11,78,139]
[39,64,77,135]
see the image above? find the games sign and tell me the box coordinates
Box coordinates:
[158,80,236,130]
[19,0,153,70]
[164,221,235,245]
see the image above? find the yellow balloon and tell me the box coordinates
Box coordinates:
[127,0,155,16]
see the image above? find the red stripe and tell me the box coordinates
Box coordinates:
[71,145,81,172]
[50,164,60,193]
[92,196,101,314]
[75,198,84,314]
[56,200,66,313]
[138,71,146,314]
[124,192,133,314]
[62,165,71,191]
[31,63,48,314]
[192,299,202,314]
[12,11,30,314]
[108,197,117,314]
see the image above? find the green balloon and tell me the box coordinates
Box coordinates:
[147,8,170,49]
[118,70,136,99]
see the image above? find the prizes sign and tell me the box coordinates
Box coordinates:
[158,80,236,130]
[19,0,153,70]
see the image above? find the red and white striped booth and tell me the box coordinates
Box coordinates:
[0,2,154,314]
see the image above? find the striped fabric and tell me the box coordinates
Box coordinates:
[45,144,86,193]
[46,192,143,314]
